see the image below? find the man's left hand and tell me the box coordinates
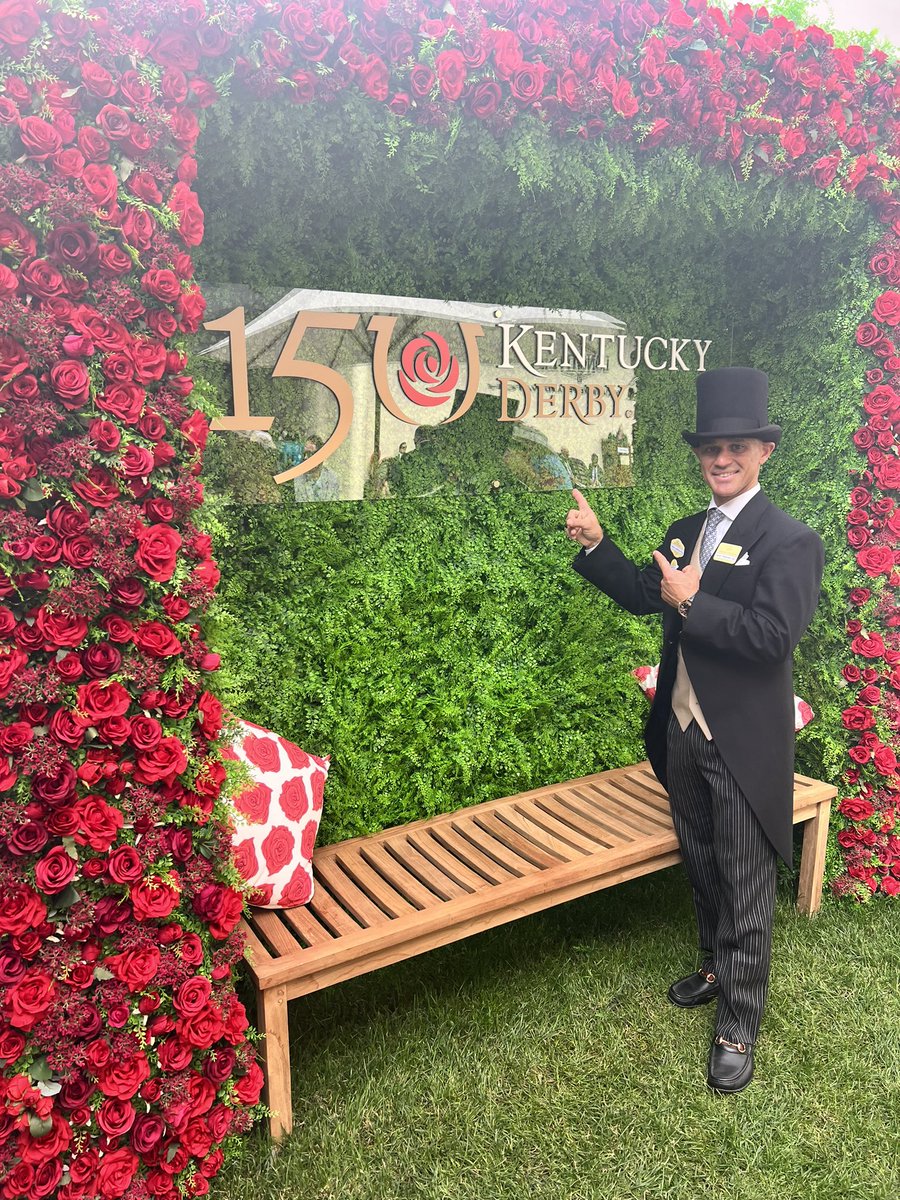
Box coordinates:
[652,551,701,608]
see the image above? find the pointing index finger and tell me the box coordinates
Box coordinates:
[571,488,590,512]
[652,550,676,574]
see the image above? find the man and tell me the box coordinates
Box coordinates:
[293,434,341,503]
[565,367,823,1093]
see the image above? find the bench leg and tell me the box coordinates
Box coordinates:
[260,984,292,1139]
[796,799,831,917]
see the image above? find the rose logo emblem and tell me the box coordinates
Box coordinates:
[397,331,460,407]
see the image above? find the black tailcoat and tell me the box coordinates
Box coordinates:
[574,491,824,863]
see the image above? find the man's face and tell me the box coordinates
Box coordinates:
[693,437,775,505]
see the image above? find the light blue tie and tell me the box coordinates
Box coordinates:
[699,508,724,570]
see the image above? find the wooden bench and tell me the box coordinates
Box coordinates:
[240,761,835,1138]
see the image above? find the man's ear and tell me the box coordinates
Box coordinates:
[759,441,776,465]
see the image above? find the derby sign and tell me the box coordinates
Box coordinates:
[200,289,712,503]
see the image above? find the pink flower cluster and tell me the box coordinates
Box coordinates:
[0,3,263,1198]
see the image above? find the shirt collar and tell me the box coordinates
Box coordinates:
[709,483,760,522]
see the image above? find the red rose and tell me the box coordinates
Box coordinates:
[105,945,160,990]
[49,358,91,409]
[611,76,638,117]
[99,1054,150,1101]
[841,704,876,730]
[98,380,145,424]
[0,645,27,697]
[35,607,88,648]
[34,844,78,893]
[435,49,467,100]
[76,680,131,722]
[133,620,183,657]
[0,0,40,50]
[18,114,62,159]
[4,971,55,1030]
[81,163,118,211]
[130,877,180,921]
[874,458,900,490]
[197,691,223,739]
[874,745,898,776]
[873,291,900,326]
[168,181,205,247]
[192,882,243,939]
[134,522,182,582]
[0,883,46,934]
[72,466,121,507]
[856,546,895,578]
[0,334,28,384]
[176,286,206,332]
[233,1061,264,1106]
[856,322,880,347]
[118,444,155,478]
[134,736,188,782]
[839,797,876,820]
[74,794,124,851]
[174,975,213,1016]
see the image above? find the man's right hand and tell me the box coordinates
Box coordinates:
[566,488,603,548]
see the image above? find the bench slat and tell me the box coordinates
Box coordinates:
[469,812,563,868]
[512,799,609,854]
[551,789,643,843]
[307,881,365,937]
[449,818,543,877]
[382,837,473,900]
[498,804,590,859]
[312,858,396,928]
[529,793,622,848]
[600,773,671,817]
[579,782,672,836]
[358,843,447,910]
[430,824,523,883]
[279,905,336,949]
[404,829,498,893]
[333,851,420,917]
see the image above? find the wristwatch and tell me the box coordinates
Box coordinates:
[678,593,697,619]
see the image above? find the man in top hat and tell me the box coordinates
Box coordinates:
[565,367,823,1093]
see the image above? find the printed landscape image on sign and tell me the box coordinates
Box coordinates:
[198,289,711,504]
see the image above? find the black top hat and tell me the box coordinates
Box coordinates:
[681,367,781,447]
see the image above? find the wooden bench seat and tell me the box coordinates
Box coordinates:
[241,761,835,1138]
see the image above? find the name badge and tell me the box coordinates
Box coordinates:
[713,541,742,565]
[670,538,685,559]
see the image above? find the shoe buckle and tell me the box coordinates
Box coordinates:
[715,1036,747,1053]
[701,970,716,984]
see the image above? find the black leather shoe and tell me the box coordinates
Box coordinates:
[707,1037,754,1093]
[668,970,719,1008]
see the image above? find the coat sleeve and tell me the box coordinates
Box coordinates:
[572,530,671,617]
[681,526,824,664]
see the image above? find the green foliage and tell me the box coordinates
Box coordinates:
[195,93,876,849]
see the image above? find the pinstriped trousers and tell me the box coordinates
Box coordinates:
[666,714,778,1045]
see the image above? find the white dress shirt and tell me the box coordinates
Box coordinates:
[671,484,760,737]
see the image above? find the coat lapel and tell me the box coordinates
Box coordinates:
[700,491,772,597]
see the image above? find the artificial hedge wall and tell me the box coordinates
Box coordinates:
[195,90,874,874]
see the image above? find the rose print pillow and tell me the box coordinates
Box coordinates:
[631,664,814,731]
[222,719,329,909]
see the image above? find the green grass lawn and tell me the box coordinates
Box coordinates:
[218,867,900,1200]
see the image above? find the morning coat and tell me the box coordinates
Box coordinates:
[573,490,824,863]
